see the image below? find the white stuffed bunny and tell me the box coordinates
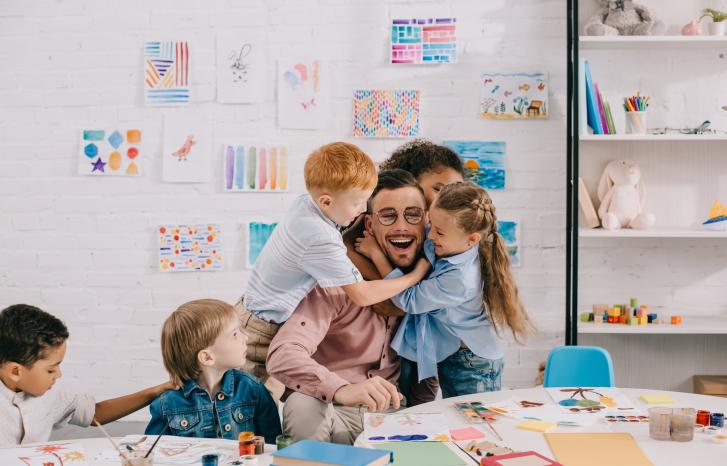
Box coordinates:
[597,160,655,230]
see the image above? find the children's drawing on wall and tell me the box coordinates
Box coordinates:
[144,41,190,105]
[278,58,329,129]
[442,141,505,190]
[246,221,278,268]
[158,224,222,272]
[480,72,548,120]
[0,442,87,466]
[79,129,141,176]
[391,17,457,64]
[224,144,288,192]
[217,30,265,103]
[162,113,211,182]
[497,219,521,267]
[353,89,421,138]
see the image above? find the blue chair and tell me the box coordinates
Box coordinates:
[543,346,615,387]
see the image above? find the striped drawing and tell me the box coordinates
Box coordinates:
[224,144,288,192]
[144,41,190,105]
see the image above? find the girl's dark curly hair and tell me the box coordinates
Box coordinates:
[380,139,465,180]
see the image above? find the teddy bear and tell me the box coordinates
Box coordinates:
[585,0,666,36]
[597,160,655,230]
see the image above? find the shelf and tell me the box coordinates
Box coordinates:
[579,316,727,334]
[579,227,727,238]
[580,35,727,50]
[580,134,727,142]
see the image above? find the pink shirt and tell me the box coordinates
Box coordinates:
[266,286,400,403]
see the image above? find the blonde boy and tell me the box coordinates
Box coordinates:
[145,299,281,443]
[239,142,429,398]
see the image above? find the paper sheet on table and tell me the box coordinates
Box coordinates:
[0,442,88,466]
[372,442,466,466]
[97,435,235,464]
[546,387,640,415]
[481,397,602,426]
[545,433,653,466]
[363,412,451,442]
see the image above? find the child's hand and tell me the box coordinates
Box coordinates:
[413,258,431,278]
[355,231,381,259]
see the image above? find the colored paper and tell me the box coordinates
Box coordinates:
[480,72,548,120]
[144,41,190,105]
[158,224,222,272]
[217,30,265,103]
[224,144,288,192]
[278,58,329,129]
[497,219,521,267]
[442,141,506,190]
[639,394,675,404]
[162,112,212,182]
[363,412,450,442]
[246,221,278,269]
[0,442,88,465]
[449,426,486,441]
[391,18,457,64]
[353,89,421,138]
[517,419,557,433]
[79,129,141,176]
[372,442,466,466]
[544,433,653,466]
[273,440,392,466]
[546,387,638,414]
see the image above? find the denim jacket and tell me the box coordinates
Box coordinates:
[144,369,281,444]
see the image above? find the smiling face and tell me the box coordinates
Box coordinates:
[365,186,427,269]
[428,205,481,258]
[417,167,464,207]
[3,341,66,397]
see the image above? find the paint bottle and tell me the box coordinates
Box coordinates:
[201,454,219,466]
[254,435,265,454]
[696,410,711,426]
[711,412,725,428]
[276,434,294,451]
[238,431,256,456]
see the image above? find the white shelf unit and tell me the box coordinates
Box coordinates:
[580,134,727,142]
[579,316,727,334]
[580,35,727,49]
[579,227,727,238]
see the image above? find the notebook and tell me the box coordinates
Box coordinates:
[372,441,466,466]
[271,440,392,466]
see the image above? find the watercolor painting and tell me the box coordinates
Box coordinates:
[158,224,222,272]
[353,90,421,138]
[0,442,88,466]
[480,72,548,119]
[278,58,329,129]
[217,30,265,103]
[442,140,505,190]
[79,129,141,176]
[144,41,190,105]
[546,387,638,415]
[162,113,212,182]
[497,219,521,267]
[363,413,450,442]
[224,144,288,192]
[391,17,457,64]
[246,221,278,269]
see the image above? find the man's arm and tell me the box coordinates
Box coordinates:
[94,381,175,424]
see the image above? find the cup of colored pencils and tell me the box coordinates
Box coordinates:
[624,93,649,134]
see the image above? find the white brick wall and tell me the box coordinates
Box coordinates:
[0,0,565,421]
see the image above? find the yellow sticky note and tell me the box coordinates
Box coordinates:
[518,420,557,433]
[640,394,674,404]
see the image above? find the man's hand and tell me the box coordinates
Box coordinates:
[354,231,382,260]
[333,376,402,412]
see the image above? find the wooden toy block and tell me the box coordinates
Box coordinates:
[629,317,639,326]
[618,315,628,324]
[594,315,603,324]
[640,316,648,325]
[671,315,682,325]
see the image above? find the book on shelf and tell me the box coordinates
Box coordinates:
[583,60,603,134]
[579,177,600,228]
[582,60,616,135]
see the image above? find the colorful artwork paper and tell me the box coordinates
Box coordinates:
[224,144,288,192]
[217,30,265,103]
[246,221,278,269]
[158,224,222,272]
[353,89,421,138]
[480,72,548,119]
[442,140,506,190]
[546,387,639,415]
[0,442,88,466]
[144,41,190,105]
[79,129,142,176]
[497,219,521,267]
[278,58,329,129]
[363,412,451,442]
[391,17,457,64]
[162,112,212,182]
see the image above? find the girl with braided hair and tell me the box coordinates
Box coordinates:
[356,181,533,397]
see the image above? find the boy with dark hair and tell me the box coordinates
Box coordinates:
[0,304,173,446]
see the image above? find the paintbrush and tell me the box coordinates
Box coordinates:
[93,419,128,460]
[485,419,503,441]
[144,425,167,459]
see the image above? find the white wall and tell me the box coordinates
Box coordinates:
[0,0,566,421]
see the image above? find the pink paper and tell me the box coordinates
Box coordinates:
[450,426,486,441]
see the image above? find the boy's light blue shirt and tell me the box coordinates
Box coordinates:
[244,194,363,324]
[388,239,504,381]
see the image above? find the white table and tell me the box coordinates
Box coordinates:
[392,387,727,465]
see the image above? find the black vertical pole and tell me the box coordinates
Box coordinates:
[565,0,579,345]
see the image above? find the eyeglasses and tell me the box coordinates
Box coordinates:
[372,207,425,226]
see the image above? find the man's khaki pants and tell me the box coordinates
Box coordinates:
[282,391,364,445]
